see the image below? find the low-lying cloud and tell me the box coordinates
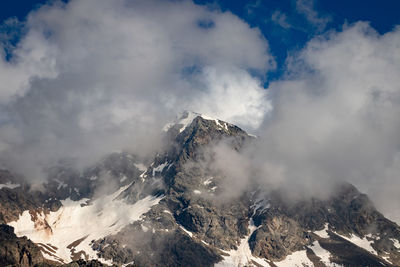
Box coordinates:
[0,0,272,180]
[266,23,400,218]
[0,0,399,223]
[233,22,399,220]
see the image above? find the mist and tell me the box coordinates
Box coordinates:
[210,22,400,222]
[0,0,272,181]
[0,0,399,222]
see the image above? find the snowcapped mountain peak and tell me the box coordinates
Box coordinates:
[1,114,400,267]
[162,111,201,133]
[162,110,232,134]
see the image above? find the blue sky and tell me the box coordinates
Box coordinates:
[1,0,399,83]
[195,0,400,82]
[5,0,400,80]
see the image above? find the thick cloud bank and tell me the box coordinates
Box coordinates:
[0,0,273,179]
[249,23,400,221]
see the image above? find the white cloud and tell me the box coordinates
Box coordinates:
[186,67,271,130]
[295,0,331,32]
[0,0,273,179]
[207,22,400,222]
[1,0,398,224]
[271,10,292,30]
[251,22,400,218]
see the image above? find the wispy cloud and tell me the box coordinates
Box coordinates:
[271,10,292,29]
[245,0,262,16]
[295,0,331,32]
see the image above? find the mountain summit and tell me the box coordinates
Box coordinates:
[0,113,399,267]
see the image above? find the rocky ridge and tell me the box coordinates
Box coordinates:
[0,111,399,266]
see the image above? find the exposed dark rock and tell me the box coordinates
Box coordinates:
[60,259,118,267]
[2,113,400,267]
[0,224,47,267]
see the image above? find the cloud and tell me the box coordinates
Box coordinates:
[1,0,398,225]
[245,0,262,16]
[203,22,400,223]
[0,0,273,180]
[295,0,331,32]
[249,22,400,220]
[187,67,272,129]
[271,10,292,30]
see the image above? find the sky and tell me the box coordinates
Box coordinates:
[0,0,400,222]
[194,0,400,82]
[2,0,400,82]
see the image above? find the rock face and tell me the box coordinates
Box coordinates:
[0,224,46,267]
[1,111,400,266]
[249,183,400,265]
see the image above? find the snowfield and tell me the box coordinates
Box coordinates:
[274,250,313,267]
[8,183,162,264]
[314,223,330,238]
[336,233,377,255]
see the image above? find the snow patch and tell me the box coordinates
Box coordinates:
[202,240,209,246]
[37,243,64,263]
[152,162,168,176]
[176,111,199,133]
[203,177,213,186]
[337,233,377,255]
[122,261,135,267]
[274,250,313,267]
[390,238,400,249]
[163,111,229,133]
[0,182,20,190]
[310,241,335,266]
[200,114,227,131]
[179,225,194,238]
[383,254,395,265]
[139,171,147,182]
[314,223,329,239]
[8,183,162,264]
[215,219,270,267]
[251,197,270,216]
[193,190,201,195]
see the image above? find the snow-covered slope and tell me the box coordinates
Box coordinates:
[2,112,400,267]
[216,219,270,267]
[8,183,162,264]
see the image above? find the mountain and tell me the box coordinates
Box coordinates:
[0,111,399,267]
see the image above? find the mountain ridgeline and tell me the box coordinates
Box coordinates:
[0,111,399,267]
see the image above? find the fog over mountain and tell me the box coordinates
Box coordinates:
[0,0,399,227]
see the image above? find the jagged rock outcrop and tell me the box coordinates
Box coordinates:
[108,113,400,266]
[0,224,47,267]
[2,111,400,266]
[0,170,60,225]
[59,259,116,267]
